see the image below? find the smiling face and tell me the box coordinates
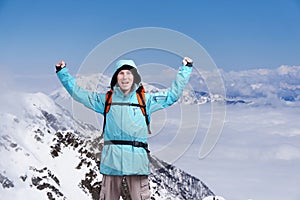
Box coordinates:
[117,69,134,96]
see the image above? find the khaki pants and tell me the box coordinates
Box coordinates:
[99,175,151,200]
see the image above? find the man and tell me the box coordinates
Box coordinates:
[55,57,193,200]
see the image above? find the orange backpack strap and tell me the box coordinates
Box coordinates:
[102,86,151,134]
[102,89,113,133]
[136,85,151,134]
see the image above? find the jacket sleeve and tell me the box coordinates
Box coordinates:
[148,65,192,114]
[56,67,105,114]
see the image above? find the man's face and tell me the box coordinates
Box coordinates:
[117,69,134,95]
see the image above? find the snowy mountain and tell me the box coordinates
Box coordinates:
[0,92,214,199]
[185,65,300,106]
[51,65,300,107]
[222,65,300,106]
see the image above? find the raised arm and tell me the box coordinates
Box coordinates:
[55,61,105,114]
[148,57,193,114]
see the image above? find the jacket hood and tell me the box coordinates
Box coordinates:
[110,59,141,89]
[114,59,137,70]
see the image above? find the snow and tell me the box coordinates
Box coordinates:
[0,92,100,199]
[0,91,212,200]
[203,196,226,200]
[1,64,300,200]
[50,149,91,199]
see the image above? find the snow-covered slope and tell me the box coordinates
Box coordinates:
[0,92,214,199]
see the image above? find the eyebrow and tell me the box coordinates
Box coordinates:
[118,70,133,74]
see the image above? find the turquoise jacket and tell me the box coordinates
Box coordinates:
[57,61,192,175]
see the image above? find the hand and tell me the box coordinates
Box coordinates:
[55,60,66,68]
[182,57,193,67]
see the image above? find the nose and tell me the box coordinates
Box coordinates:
[122,74,128,80]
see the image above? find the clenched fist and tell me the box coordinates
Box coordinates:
[55,60,66,73]
[55,61,66,68]
[182,57,193,67]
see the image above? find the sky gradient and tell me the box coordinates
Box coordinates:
[1,0,300,92]
[1,1,300,199]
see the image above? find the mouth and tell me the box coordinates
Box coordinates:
[119,81,131,88]
[121,80,130,84]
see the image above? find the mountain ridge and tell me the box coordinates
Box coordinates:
[0,92,214,199]
[51,65,300,107]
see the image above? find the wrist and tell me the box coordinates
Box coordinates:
[185,62,193,67]
[56,66,64,73]
[55,62,66,73]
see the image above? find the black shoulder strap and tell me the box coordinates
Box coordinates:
[102,90,113,133]
[136,85,151,134]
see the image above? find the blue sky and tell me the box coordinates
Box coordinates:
[1,1,300,199]
[0,0,300,92]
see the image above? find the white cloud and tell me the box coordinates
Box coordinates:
[274,145,300,160]
[0,67,16,92]
[173,103,300,200]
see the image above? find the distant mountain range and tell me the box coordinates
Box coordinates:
[51,65,300,107]
[185,65,300,106]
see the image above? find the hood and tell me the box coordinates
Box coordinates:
[110,59,141,89]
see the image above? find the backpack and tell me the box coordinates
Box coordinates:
[102,85,151,134]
